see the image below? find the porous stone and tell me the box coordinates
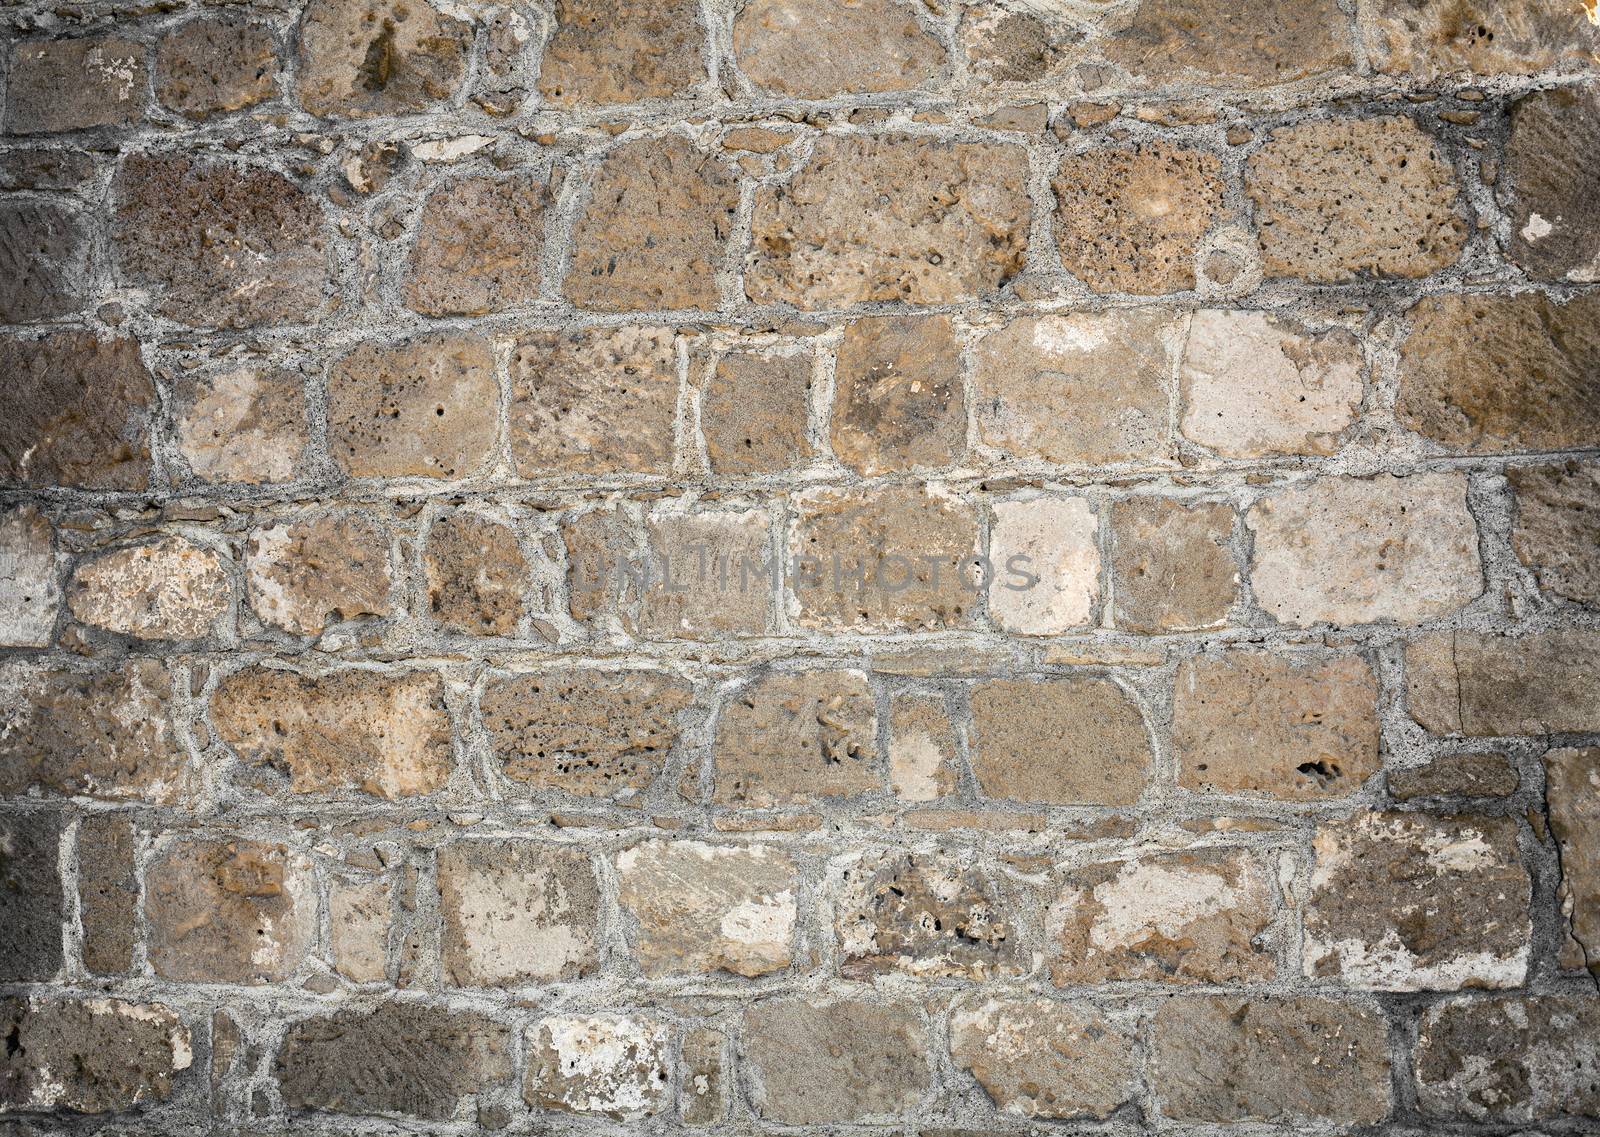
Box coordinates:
[247,512,394,636]
[1394,291,1600,452]
[968,677,1151,805]
[714,670,877,805]
[509,326,678,476]
[1507,85,1600,281]
[1304,811,1530,989]
[437,840,600,986]
[174,367,310,484]
[405,175,552,315]
[640,509,772,637]
[702,350,812,474]
[145,838,316,984]
[949,998,1136,1119]
[1389,752,1518,800]
[616,840,796,976]
[888,692,957,801]
[831,315,965,475]
[0,659,180,800]
[1246,472,1481,625]
[1362,0,1600,80]
[747,135,1030,307]
[1151,996,1390,1123]
[277,1002,513,1119]
[1173,650,1380,799]
[1102,0,1352,87]
[327,336,498,479]
[1247,115,1465,281]
[0,332,155,491]
[743,999,928,1124]
[0,200,87,322]
[0,998,191,1113]
[788,485,979,631]
[1544,747,1600,971]
[988,496,1099,635]
[1178,309,1364,457]
[0,811,63,981]
[329,875,390,982]
[1053,141,1224,293]
[155,18,279,117]
[5,37,147,133]
[971,310,1178,465]
[424,511,527,635]
[78,814,137,975]
[733,0,946,98]
[836,850,1024,979]
[1509,461,1600,602]
[526,1015,669,1119]
[678,1027,725,1126]
[1405,630,1600,735]
[1050,849,1275,983]
[67,536,231,641]
[296,0,472,118]
[0,505,60,647]
[1111,497,1236,633]
[114,154,330,328]
[959,4,1081,86]
[565,137,738,311]
[538,0,704,106]
[481,670,692,798]
[212,667,453,798]
[1415,994,1600,1121]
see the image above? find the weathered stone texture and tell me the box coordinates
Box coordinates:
[888,692,958,801]
[155,18,279,118]
[1051,849,1275,983]
[566,137,738,311]
[989,496,1099,634]
[1507,461,1600,603]
[733,0,946,98]
[1415,995,1600,1121]
[1173,650,1380,799]
[617,840,796,976]
[959,4,1080,86]
[1389,752,1518,800]
[1103,0,1352,87]
[950,998,1136,1119]
[277,1003,512,1119]
[0,505,60,647]
[5,38,147,133]
[0,998,191,1113]
[1546,747,1600,972]
[145,838,316,983]
[538,0,704,105]
[0,201,87,322]
[327,336,498,479]
[175,367,309,484]
[715,670,877,805]
[1151,996,1390,1123]
[212,667,453,798]
[438,840,600,986]
[1247,473,1481,625]
[747,135,1030,306]
[641,509,772,637]
[1247,116,1465,281]
[837,851,1023,979]
[1395,291,1600,452]
[114,155,329,328]
[78,815,137,975]
[971,310,1178,465]
[482,670,692,798]
[1406,630,1600,735]
[510,326,679,476]
[0,332,155,491]
[0,660,180,800]
[424,511,527,635]
[702,350,812,474]
[1178,310,1363,457]
[247,512,394,635]
[526,1015,669,1118]
[68,537,230,644]
[296,0,472,118]
[0,811,63,981]
[679,1026,726,1125]
[743,999,928,1123]
[831,315,965,475]
[969,677,1150,804]
[1506,86,1600,281]
[1053,141,1224,293]
[1110,497,1236,633]
[1304,812,1530,990]
[405,175,551,315]
[1361,0,1600,78]
[329,875,390,982]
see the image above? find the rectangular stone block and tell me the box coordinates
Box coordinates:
[1545,746,1600,973]
[950,998,1136,1120]
[77,814,137,976]
[0,810,63,981]
[525,1015,669,1119]
[1406,630,1600,735]
[1416,995,1600,1121]
[0,997,190,1114]
[714,670,878,806]
[969,677,1151,805]
[743,998,928,1124]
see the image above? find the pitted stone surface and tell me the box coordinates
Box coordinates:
[1506,85,1600,282]
[405,175,552,316]
[1405,630,1600,736]
[950,998,1136,1119]
[0,201,87,322]
[0,998,191,1113]
[246,512,394,635]
[296,0,472,118]
[0,505,60,647]
[538,0,704,106]
[715,670,878,805]
[67,536,231,641]
[156,18,279,118]
[1415,995,1600,1121]
[733,0,946,98]
[831,314,965,476]
[174,367,310,484]
[5,38,147,133]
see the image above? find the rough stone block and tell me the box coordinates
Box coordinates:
[1361,0,1600,79]
[0,811,63,981]
[5,38,147,133]
[987,496,1099,635]
[1110,497,1236,633]
[950,998,1136,1119]
[743,999,928,1124]
[1507,85,1600,282]
[1405,630,1600,735]
[405,175,552,316]
[1415,995,1600,1121]
[701,350,812,475]
[0,201,87,322]
[525,1015,669,1119]
[174,367,310,484]
[713,670,878,806]
[329,874,391,982]
[78,814,138,976]
[296,0,472,117]
[155,18,279,118]
[0,998,190,1113]
[247,512,394,636]
[888,692,958,802]
[733,0,945,97]
[67,536,231,641]
[678,1026,725,1125]
[969,677,1150,804]
[1103,0,1352,87]
[1509,461,1600,603]
[424,511,527,635]
[1389,752,1518,800]
[1543,746,1600,972]
[831,314,965,476]
[640,508,772,637]
[0,505,61,647]
[538,0,704,105]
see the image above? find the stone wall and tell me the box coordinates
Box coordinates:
[1,0,1598,1133]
